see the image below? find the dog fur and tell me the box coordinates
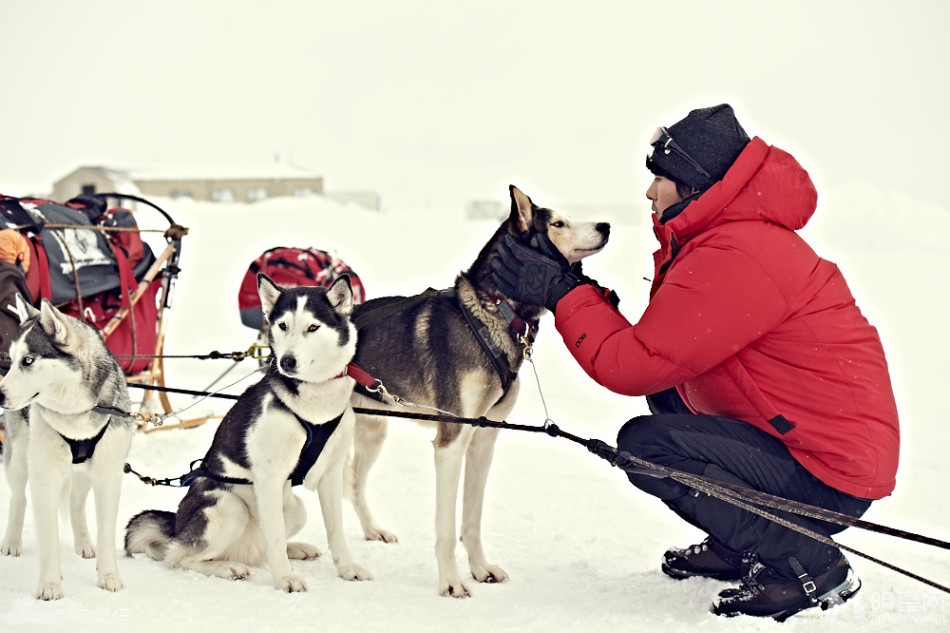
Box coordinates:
[124,275,371,592]
[348,185,609,597]
[0,297,135,600]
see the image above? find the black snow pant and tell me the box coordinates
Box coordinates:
[616,388,872,580]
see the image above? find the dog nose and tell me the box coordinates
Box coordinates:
[597,222,611,236]
[279,355,297,373]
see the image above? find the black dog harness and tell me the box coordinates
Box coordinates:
[183,411,344,487]
[352,287,538,399]
[61,421,110,465]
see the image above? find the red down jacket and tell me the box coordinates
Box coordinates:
[555,137,899,499]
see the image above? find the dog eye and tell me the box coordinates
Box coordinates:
[277,322,288,331]
[308,324,320,333]
[551,221,565,228]
[22,356,34,366]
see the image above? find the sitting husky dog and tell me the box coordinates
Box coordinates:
[0,297,136,600]
[125,274,371,591]
[349,185,609,597]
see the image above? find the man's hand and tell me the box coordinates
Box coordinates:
[490,234,582,312]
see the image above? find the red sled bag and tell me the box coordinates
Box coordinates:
[62,248,160,375]
[237,246,366,330]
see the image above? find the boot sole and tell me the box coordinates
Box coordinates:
[716,568,862,622]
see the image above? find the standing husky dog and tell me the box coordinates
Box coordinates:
[125,275,371,591]
[349,185,609,597]
[0,297,135,600]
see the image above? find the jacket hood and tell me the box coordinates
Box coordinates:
[656,137,818,248]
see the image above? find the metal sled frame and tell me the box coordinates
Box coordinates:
[91,194,215,433]
[0,193,202,444]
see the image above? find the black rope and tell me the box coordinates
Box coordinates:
[115,349,259,361]
[127,383,240,400]
[125,383,948,593]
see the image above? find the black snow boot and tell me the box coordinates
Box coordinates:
[712,554,861,621]
[661,537,756,581]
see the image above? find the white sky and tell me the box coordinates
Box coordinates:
[1,0,947,211]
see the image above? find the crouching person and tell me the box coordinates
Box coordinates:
[490,104,899,620]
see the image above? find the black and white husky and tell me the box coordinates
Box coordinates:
[0,297,136,600]
[124,274,371,591]
[349,185,609,597]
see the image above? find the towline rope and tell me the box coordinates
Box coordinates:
[124,379,949,595]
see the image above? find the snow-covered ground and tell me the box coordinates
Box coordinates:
[1,185,947,631]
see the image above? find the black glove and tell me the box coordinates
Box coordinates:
[490,233,583,312]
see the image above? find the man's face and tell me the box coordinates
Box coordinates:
[646,175,685,216]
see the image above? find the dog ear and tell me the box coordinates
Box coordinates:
[14,293,39,324]
[326,275,354,317]
[38,299,71,345]
[508,184,534,235]
[257,273,282,322]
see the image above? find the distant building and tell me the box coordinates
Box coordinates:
[53,164,325,204]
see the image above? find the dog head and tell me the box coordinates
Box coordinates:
[507,185,610,264]
[0,296,105,412]
[258,273,357,383]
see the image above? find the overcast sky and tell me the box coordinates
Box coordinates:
[1,0,947,212]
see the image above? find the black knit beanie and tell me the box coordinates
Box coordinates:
[646,104,751,191]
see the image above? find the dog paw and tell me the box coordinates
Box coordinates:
[75,541,96,559]
[338,563,374,581]
[0,539,22,557]
[277,574,308,593]
[98,572,123,592]
[472,564,508,584]
[36,581,64,601]
[364,527,398,544]
[228,564,250,580]
[287,542,321,560]
[439,579,471,598]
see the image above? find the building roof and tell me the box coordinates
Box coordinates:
[124,163,321,181]
[63,163,321,183]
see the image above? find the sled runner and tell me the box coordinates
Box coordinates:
[0,192,187,440]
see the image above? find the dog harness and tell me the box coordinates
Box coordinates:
[183,411,344,488]
[60,421,110,465]
[352,287,538,399]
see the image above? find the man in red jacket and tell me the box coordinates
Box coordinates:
[490,104,899,621]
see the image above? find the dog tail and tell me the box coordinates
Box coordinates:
[124,510,176,561]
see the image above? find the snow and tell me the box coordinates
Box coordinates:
[1,187,948,632]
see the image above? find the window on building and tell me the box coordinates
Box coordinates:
[212,187,235,202]
[170,189,193,200]
[246,187,268,202]
[293,186,314,197]
[81,184,96,195]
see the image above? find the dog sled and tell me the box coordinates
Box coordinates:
[0,192,187,443]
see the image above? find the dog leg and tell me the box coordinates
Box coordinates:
[461,426,508,584]
[285,491,321,560]
[434,424,475,598]
[30,460,70,600]
[91,469,124,592]
[350,411,398,543]
[1,418,28,557]
[256,478,307,592]
[168,493,253,580]
[317,461,372,581]
[70,473,96,558]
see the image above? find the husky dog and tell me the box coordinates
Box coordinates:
[125,275,371,591]
[0,297,135,600]
[349,185,610,597]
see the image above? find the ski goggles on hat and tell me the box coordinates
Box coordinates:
[649,127,711,178]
